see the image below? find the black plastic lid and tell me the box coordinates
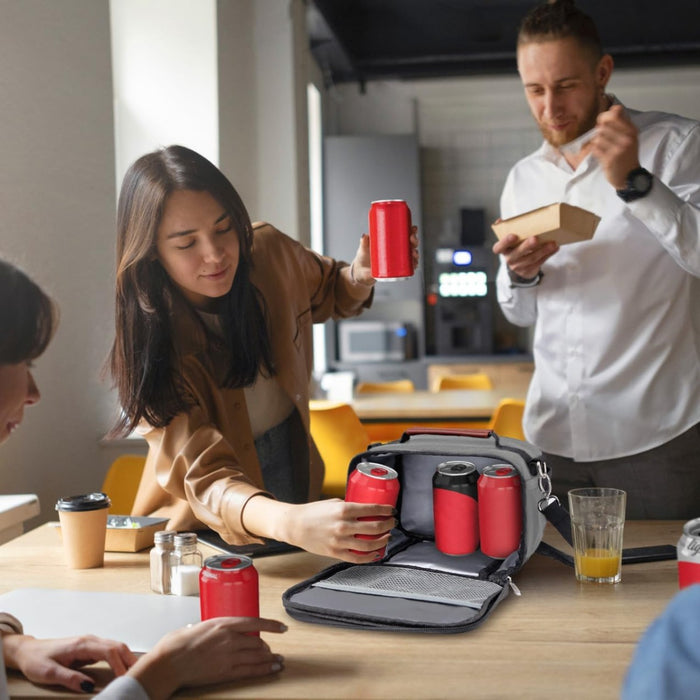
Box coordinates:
[55,492,111,512]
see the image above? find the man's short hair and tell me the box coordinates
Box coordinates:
[518,0,603,61]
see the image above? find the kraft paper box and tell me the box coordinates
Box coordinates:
[105,516,168,552]
[491,203,600,245]
[55,515,168,552]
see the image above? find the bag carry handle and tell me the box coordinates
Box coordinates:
[400,427,494,442]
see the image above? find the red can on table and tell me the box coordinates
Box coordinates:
[200,555,259,630]
[345,462,399,554]
[368,199,413,280]
[477,464,523,559]
[677,517,700,589]
[433,461,480,556]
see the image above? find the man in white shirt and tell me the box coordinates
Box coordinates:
[493,0,700,518]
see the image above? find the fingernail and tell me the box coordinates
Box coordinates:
[80,680,95,693]
[275,654,285,663]
[279,623,288,632]
[272,662,283,672]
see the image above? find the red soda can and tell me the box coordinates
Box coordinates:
[199,555,259,631]
[677,517,700,589]
[345,462,399,554]
[369,199,413,279]
[477,464,523,558]
[433,461,479,556]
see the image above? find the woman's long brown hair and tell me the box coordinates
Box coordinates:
[107,145,274,438]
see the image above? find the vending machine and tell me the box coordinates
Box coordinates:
[429,246,494,355]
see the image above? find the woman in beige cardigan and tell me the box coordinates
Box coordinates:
[108,145,418,560]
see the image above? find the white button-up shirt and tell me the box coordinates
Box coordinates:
[496,103,700,461]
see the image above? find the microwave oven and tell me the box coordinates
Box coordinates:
[338,321,416,363]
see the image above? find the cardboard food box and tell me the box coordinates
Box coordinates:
[53,516,168,553]
[105,516,169,552]
[491,202,600,245]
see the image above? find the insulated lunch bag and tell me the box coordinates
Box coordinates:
[283,428,556,633]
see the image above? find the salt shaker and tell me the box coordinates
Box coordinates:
[171,532,203,596]
[150,530,176,594]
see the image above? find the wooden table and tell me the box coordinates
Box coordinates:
[351,389,525,423]
[1,521,681,699]
[351,388,527,442]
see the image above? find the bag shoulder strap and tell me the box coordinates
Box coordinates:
[538,498,677,566]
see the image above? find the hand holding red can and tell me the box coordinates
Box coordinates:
[345,462,400,556]
[368,200,417,280]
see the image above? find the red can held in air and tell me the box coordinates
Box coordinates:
[368,199,413,279]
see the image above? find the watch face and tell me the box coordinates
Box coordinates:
[631,171,652,193]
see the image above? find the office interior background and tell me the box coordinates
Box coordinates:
[1,0,699,527]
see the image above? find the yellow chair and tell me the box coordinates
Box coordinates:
[101,454,146,514]
[488,399,526,441]
[309,400,371,498]
[355,379,415,394]
[435,373,493,391]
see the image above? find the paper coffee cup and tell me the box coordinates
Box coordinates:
[55,492,111,569]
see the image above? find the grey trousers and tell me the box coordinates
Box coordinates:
[545,422,700,520]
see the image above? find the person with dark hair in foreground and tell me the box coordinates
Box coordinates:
[0,259,286,698]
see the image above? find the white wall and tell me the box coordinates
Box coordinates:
[218,0,259,217]
[0,0,117,525]
[110,0,219,186]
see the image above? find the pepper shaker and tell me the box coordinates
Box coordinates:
[150,530,176,594]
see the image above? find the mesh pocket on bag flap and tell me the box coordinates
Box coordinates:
[312,565,502,609]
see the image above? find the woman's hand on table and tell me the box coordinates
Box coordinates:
[126,617,286,700]
[2,633,137,693]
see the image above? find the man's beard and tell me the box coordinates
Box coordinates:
[540,101,600,149]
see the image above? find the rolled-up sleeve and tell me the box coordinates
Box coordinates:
[132,359,272,546]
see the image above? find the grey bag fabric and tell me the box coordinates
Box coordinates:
[283,429,552,633]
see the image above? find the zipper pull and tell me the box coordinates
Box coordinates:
[506,576,522,597]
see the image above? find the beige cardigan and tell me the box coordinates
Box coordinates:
[131,223,372,544]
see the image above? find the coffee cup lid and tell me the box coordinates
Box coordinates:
[55,492,111,512]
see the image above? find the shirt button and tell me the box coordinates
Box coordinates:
[243,443,252,451]
[233,402,241,409]
[295,394,302,401]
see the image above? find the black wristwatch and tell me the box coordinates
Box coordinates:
[616,167,653,202]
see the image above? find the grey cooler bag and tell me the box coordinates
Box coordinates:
[283,428,554,633]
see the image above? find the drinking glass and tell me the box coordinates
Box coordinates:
[568,487,626,583]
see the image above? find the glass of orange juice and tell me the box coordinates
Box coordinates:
[568,488,626,583]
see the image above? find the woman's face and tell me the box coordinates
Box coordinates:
[155,189,240,312]
[0,362,40,444]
